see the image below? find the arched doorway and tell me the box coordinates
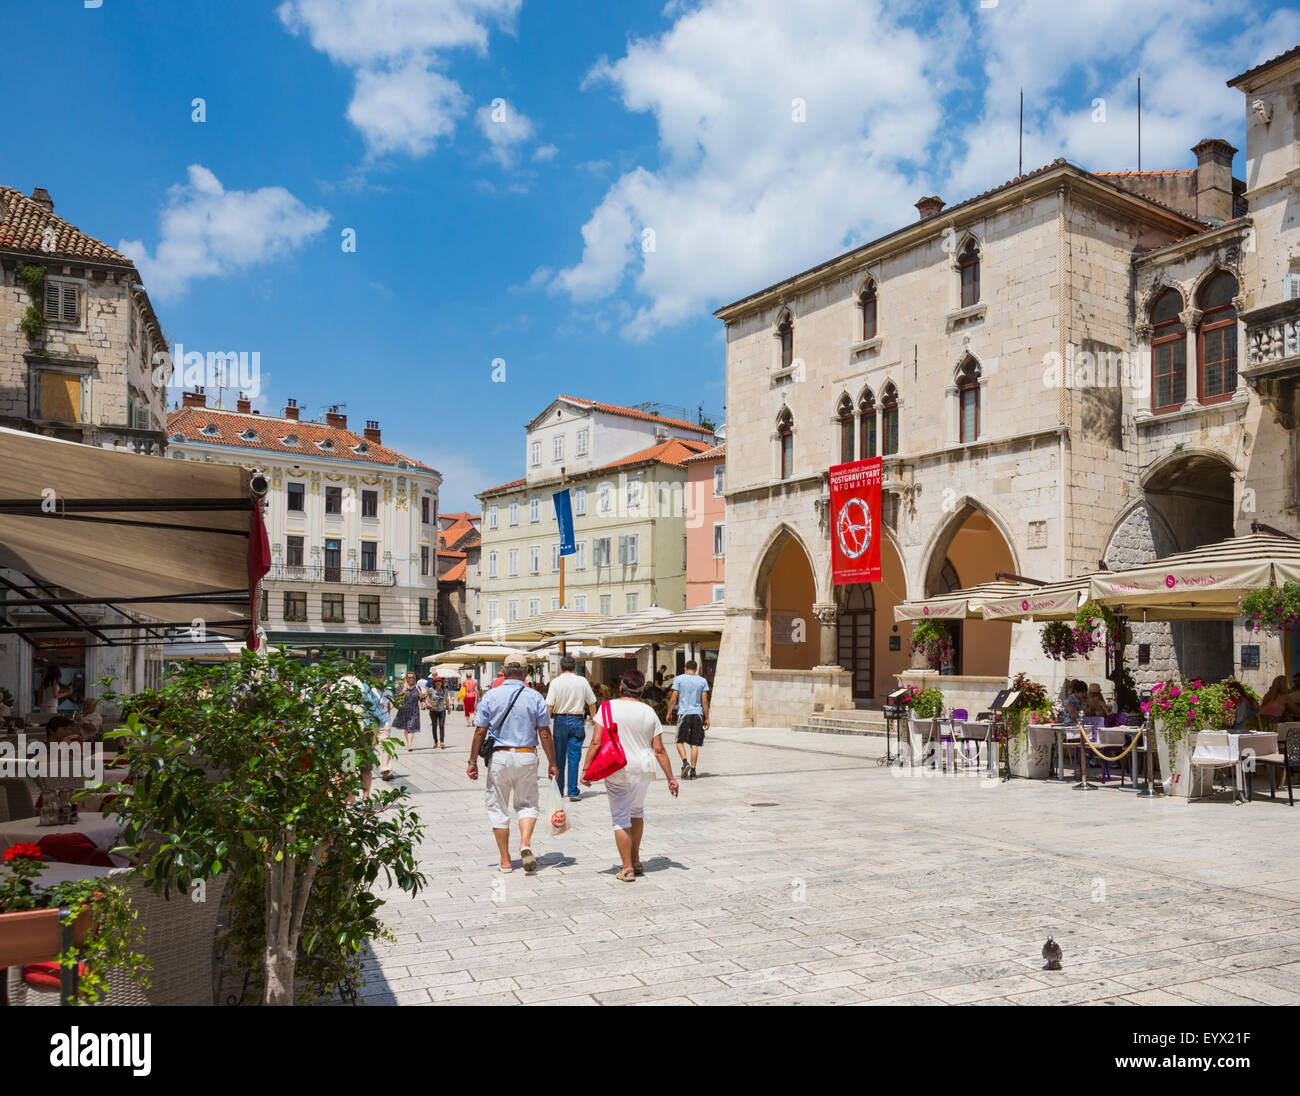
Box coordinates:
[758,530,818,670]
[835,532,906,704]
[837,584,874,701]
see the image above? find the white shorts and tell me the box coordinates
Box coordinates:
[606,780,650,831]
[485,749,540,829]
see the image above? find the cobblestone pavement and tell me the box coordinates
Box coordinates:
[359,714,1300,1005]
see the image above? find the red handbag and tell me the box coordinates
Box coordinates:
[582,700,627,782]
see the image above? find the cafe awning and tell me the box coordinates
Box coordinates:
[892,581,1041,623]
[601,602,727,646]
[422,644,547,665]
[456,608,608,645]
[534,606,672,647]
[0,427,267,648]
[979,577,1091,621]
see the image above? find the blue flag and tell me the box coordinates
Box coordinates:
[553,488,576,555]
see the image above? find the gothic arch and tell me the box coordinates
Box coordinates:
[918,494,1021,596]
[751,522,822,608]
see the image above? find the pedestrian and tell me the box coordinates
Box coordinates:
[666,659,710,779]
[466,653,557,874]
[581,669,678,882]
[655,665,668,688]
[547,654,598,802]
[462,674,478,727]
[393,671,422,751]
[377,685,396,781]
[337,673,384,802]
[428,676,449,749]
[36,663,70,717]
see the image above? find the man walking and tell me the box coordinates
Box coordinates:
[666,659,710,779]
[467,653,557,873]
[546,653,598,802]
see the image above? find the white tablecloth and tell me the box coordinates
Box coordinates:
[0,812,128,865]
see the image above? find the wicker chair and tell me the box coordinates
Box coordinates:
[8,870,229,1006]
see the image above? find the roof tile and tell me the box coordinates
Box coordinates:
[0,186,135,267]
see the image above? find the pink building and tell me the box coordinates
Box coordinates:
[684,443,726,607]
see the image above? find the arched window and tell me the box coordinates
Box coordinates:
[957,356,981,443]
[1149,288,1187,413]
[777,311,793,370]
[777,408,794,478]
[958,239,980,308]
[837,395,855,463]
[937,559,961,594]
[881,384,899,456]
[858,280,878,341]
[1197,271,1239,404]
[858,388,877,459]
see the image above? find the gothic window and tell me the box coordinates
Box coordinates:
[957,357,981,443]
[1197,271,1239,404]
[1150,288,1187,413]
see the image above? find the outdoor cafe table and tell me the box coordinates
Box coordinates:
[0,860,122,885]
[0,813,129,866]
[1190,730,1277,802]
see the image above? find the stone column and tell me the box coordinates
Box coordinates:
[813,602,840,668]
[1179,307,1203,410]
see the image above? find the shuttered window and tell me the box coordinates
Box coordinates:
[44,280,79,324]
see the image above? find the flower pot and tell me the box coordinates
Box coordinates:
[910,650,933,670]
[1155,730,1193,797]
[0,906,92,968]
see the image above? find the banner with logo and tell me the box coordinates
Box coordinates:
[830,458,881,585]
[553,488,576,555]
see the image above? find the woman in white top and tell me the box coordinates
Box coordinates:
[37,664,70,717]
[581,669,678,882]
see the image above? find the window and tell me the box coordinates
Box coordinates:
[627,477,641,509]
[574,541,586,570]
[1150,289,1187,413]
[361,541,377,571]
[837,394,855,463]
[322,593,344,623]
[508,549,519,577]
[129,307,137,346]
[488,551,498,578]
[553,436,564,461]
[509,501,519,526]
[552,544,561,572]
[683,535,688,570]
[260,589,268,621]
[957,357,981,443]
[617,534,639,565]
[574,595,587,612]
[419,597,430,624]
[599,594,611,616]
[593,537,612,566]
[1198,271,1239,403]
[530,498,540,523]
[958,239,980,308]
[325,486,343,514]
[576,429,588,456]
[287,482,305,512]
[421,497,430,523]
[1286,273,1300,301]
[44,279,79,324]
[362,490,378,518]
[713,585,725,603]
[507,599,519,622]
[421,545,430,576]
[284,591,306,620]
[488,505,499,530]
[526,597,540,618]
[358,595,380,624]
[487,597,499,624]
[626,593,639,614]
[574,487,587,516]
[599,485,612,513]
[529,546,540,574]
[36,370,82,422]
[777,311,793,369]
[530,442,541,466]
[286,536,304,567]
[777,408,794,479]
[324,538,341,579]
[882,385,899,456]
[859,389,877,459]
[859,279,878,341]
[713,465,725,497]
[550,596,560,611]
[713,523,725,558]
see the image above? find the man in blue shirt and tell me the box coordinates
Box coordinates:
[467,653,557,873]
[666,660,710,780]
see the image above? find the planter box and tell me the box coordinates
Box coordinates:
[0,906,91,968]
[1008,735,1051,779]
[1154,730,1200,798]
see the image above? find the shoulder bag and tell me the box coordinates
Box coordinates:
[478,682,526,765]
[582,700,627,783]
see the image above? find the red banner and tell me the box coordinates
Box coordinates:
[830,458,882,585]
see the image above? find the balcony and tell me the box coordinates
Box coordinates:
[1243,298,1300,428]
[267,564,397,587]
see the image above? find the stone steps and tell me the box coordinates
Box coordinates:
[793,709,889,738]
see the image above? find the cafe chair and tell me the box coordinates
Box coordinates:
[1188,731,1241,800]
[1248,725,1300,805]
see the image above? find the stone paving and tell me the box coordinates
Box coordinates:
[359,712,1300,1005]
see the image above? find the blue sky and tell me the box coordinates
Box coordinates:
[5,0,1296,508]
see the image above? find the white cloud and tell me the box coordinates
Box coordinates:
[475,100,537,167]
[532,143,559,163]
[278,0,521,158]
[119,165,330,299]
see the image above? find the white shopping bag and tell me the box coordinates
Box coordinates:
[543,779,571,837]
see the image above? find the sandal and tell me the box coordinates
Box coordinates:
[632,862,644,876]
[616,868,636,882]
[499,865,513,874]
[520,847,537,873]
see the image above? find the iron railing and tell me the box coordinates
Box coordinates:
[267,564,397,587]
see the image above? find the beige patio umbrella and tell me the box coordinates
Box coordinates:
[892,580,1042,622]
[601,602,727,646]
[422,644,547,665]
[535,605,672,647]
[456,608,607,645]
[979,577,1092,621]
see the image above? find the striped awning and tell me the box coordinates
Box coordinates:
[892,581,1043,622]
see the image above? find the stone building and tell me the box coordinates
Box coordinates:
[166,394,443,680]
[710,46,1300,729]
[683,442,727,607]
[436,511,481,643]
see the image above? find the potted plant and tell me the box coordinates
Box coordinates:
[0,843,147,1003]
[1040,621,1076,661]
[1002,672,1055,778]
[900,685,944,719]
[1242,582,1300,636]
[909,620,953,670]
[103,648,426,1006]
[1143,680,1227,797]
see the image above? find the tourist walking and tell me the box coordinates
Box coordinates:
[393,671,422,751]
[546,654,598,802]
[581,669,678,882]
[377,685,396,781]
[462,674,478,727]
[666,659,710,779]
[466,653,557,873]
[36,664,70,717]
[428,676,449,749]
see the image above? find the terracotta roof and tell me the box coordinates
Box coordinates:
[556,396,713,435]
[0,187,135,267]
[437,513,479,550]
[682,442,726,465]
[167,407,436,471]
[594,437,712,471]
[437,548,467,560]
[479,476,526,497]
[1229,45,1300,87]
[440,559,467,583]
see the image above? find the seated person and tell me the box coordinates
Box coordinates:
[1063,680,1088,724]
[1083,682,1109,718]
[74,697,103,737]
[45,715,83,744]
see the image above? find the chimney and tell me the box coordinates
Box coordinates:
[283,398,299,421]
[1192,139,1237,224]
[236,395,252,414]
[364,419,381,443]
[325,408,347,430]
[182,388,207,408]
[29,187,53,213]
[916,195,945,221]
